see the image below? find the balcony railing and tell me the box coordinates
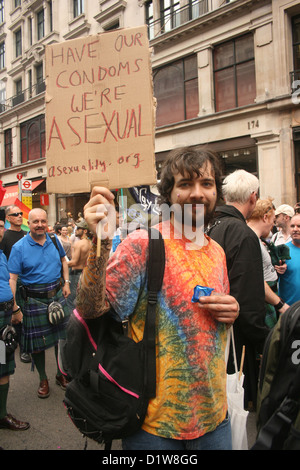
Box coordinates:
[0,80,45,113]
[148,0,209,39]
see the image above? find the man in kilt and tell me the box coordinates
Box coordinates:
[0,209,30,430]
[8,208,71,398]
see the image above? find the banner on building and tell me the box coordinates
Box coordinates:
[40,194,49,206]
[45,25,157,194]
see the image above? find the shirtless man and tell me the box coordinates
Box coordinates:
[67,220,92,308]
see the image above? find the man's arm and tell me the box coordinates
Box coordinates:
[9,273,23,324]
[264,281,289,313]
[61,257,71,298]
[76,239,111,318]
[75,186,115,319]
[68,241,80,268]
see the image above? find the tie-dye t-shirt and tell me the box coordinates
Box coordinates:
[105,221,229,440]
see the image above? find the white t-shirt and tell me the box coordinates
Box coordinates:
[260,239,277,282]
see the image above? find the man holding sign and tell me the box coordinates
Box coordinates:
[46,26,157,195]
[76,147,239,450]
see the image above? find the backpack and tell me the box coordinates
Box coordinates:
[60,228,165,449]
[252,301,300,450]
[48,232,64,278]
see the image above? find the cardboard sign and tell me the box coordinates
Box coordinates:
[45,26,157,194]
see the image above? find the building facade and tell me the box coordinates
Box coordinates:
[0,0,299,224]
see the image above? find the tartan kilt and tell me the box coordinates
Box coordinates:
[20,281,71,354]
[0,304,16,379]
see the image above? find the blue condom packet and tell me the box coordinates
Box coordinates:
[192,285,214,303]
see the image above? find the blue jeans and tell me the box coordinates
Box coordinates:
[122,416,232,450]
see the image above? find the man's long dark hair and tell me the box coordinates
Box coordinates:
[157,147,222,206]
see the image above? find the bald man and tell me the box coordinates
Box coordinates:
[8,209,71,399]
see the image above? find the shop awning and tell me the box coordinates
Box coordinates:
[1,179,45,207]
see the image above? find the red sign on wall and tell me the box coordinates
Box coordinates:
[40,194,49,206]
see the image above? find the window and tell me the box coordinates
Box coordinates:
[5,129,12,168]
[37,9,44,40]
[12,79,24,106]
[154,55,199,126]
[36,63,43,83]
[0,0,4,24]
[21,115,45,163]
[295,141,300,200]
[28,17,33,46]
[15,0,21,8]
[188,0,208,20]
[104,21,119,31]
[15,28,22,58]
[160,0,180,32]
[0,81,5,112]
[73,0,84,18]
[15,79,22,95]
[214,34,256,112]
[35,63,45,93]
[146,1,154,40]
[292,15,300,80]
[49,0,53,32]
[293,128,300,200]
[12,78,24,106]
[28,69,32,98]
[0,41,5,69]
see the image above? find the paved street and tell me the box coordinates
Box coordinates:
[0,347,121,451]
[0,347,257,451]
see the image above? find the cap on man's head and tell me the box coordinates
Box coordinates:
[76,219,88,230]
[275,204,295,218]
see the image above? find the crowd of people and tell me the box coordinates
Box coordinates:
[0,208,93,429]
[0,146,300,450]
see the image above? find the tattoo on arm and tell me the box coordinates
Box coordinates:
[76,239,112,319]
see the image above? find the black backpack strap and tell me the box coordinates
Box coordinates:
[48,233,64,278]
[49,232,59,251]
[144,228,165,398]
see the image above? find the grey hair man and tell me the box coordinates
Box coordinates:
[208,169,269,410]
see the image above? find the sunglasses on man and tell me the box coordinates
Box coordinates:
[8,212,23,217]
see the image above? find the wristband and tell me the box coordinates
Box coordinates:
[65,280,71,284]
[12,306,21,314]
[274,299,284,311]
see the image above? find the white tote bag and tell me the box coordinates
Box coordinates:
[226,327,249,450]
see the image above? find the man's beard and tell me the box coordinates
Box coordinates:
[171,203,216,233]
[204,206,216,227]
[30,230,46,241]
[292,236,300,246]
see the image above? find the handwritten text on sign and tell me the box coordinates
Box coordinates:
[45,27,156,193]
